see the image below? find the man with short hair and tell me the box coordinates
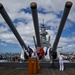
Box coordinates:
[58,53,64,71]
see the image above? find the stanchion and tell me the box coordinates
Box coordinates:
[28,57,39,74]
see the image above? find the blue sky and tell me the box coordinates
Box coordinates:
[0,0,75,53]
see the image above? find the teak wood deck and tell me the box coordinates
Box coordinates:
[0,67,75,75]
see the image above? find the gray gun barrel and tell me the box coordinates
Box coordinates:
[0,3,28,50]
[33,36,37,48]
[30,2,41,47]
[48,36,50,44]
[52,1,72,53]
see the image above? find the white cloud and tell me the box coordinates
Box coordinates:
[0,32,17,43]
[0,26,8,32]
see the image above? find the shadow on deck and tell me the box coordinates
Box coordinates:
[0,67,75,75]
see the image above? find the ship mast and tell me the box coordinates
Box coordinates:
[40,19,50,48]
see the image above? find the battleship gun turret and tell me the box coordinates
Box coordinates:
[0,1,73,61]
[30,1,72,61]
[52,1,72,59]
[30,2,41,47]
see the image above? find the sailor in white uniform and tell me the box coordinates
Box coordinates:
[58,53,64,71]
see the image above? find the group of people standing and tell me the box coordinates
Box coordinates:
[21,46,65,71]
[31,46,44,61]
[32,47,65,71]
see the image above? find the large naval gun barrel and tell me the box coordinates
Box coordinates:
[52,1,72,59]
[0,3,28,50]
[33,36,37,48]
[30,2,41,47]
